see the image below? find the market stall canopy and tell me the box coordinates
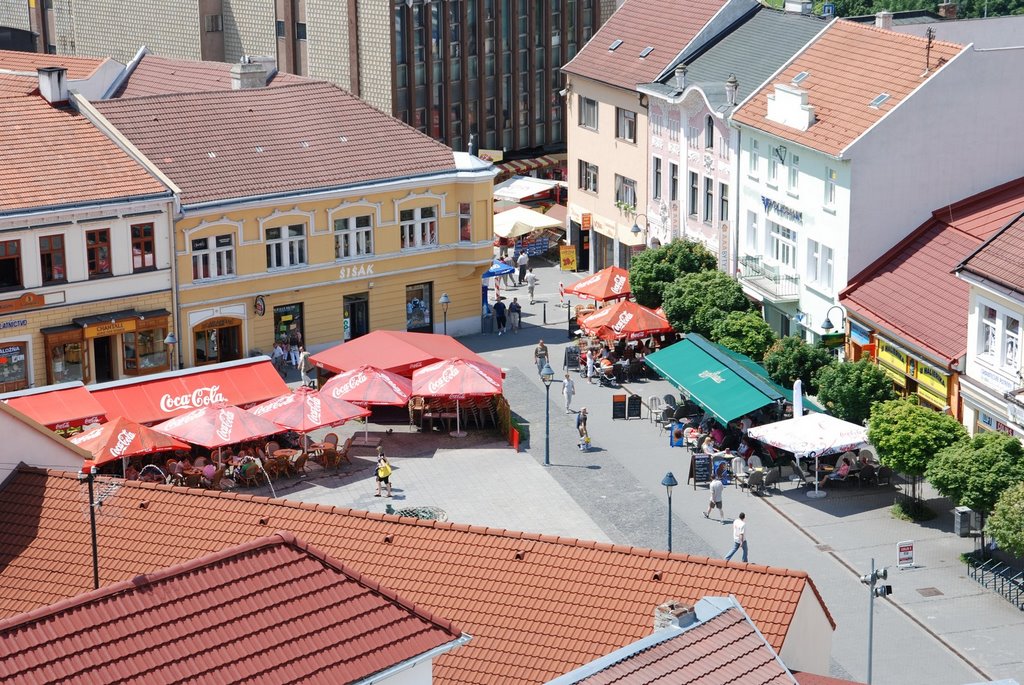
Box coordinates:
[321,365,413,406]
[493,175,564,203]
[249,386,369,433]
[69,416,189,465]
[747,413,869,457]
[579,300,673,340]
[152,404,283,449]
[0,382,106,432]
[645,334,786,425]
[482,260,516,278]
[493,206,563,239]
[412,358,504,398]
[311,331,494,377]
[564,266,631,301]
[90,358,288,426]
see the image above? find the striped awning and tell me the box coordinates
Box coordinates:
[497,154,561,175]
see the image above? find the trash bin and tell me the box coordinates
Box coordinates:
[954,506,973,537]
[481,314,495,334]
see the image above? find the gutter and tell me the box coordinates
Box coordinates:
[351,633,472,685]
[0,192,173,221]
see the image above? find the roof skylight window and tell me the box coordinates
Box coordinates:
[639,46,654,58]
[791,71,809,85]
[609,39,623,51]
[869,93,891,108]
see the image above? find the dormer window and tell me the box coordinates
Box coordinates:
[609,39,623,51]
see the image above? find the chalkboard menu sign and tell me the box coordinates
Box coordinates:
[689,454,712,489]
[611,394,627,420]
[627,394,642,419]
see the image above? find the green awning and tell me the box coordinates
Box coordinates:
[646,334,786,424]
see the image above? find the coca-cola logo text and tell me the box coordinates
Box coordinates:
[306,396,322,425]
[252,394,295,415]
[428,365,460,394]
[109,429,137,458]
[612,312,634,334]
[331,371,367,398]
[70,426,104,444]
[160,385,227,413]
[216,408,234,442]
[611,274,627,294]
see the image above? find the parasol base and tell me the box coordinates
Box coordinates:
[806,490,827,499]
[449,430,468,438]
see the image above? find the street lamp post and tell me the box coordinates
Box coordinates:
[541,362,554,466]
[860,558,892,685]
[439,292,451,336]
[661,471,678,552]
[821,304,845,332]
[163,332,178,371]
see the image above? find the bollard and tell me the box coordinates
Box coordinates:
[543,302,547,325]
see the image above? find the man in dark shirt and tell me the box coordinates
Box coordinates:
[493,298,508,335]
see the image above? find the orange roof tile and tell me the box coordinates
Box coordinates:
[732,20,963,156]
[95,82,457,207]
[0,49,112,79]
[0,532,464,684]
[0,73,36,96]
[0,468,833,685]
[562,0,730,91]
[115,53,312,98]
[0,96,170,214]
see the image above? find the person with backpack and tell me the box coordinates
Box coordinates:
[375,447,392,498]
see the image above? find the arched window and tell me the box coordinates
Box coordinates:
[704,115,715,149]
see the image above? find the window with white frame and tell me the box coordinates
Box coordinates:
[1006,315,1020,368]
[687,126,698,149]
[688,172,698,217]
[768,156,778,185]
[768,220,797,269]
[703,177,713,224]
[667,113,679,142]
[719,132,729,160]
[704,115,714,149]
[745,211,758,251]
[825,167,838,207]
[719,182,728,224]
[334,215,373,259]
[788,154,800,194]
[191,234,235,280]
[748,139,759,176]
[615,107,636,143]
[400,206,438,249]
[981,306,998,359]
[266,225,306,268]
[614,174,637,208]
[578,95,598,129]
[578,159,598,193]
[669,163,679,202]
[459,202,472,242]
[806,239,833,291]
[652,157,662,200]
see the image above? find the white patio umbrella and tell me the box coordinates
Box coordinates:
[793,379,804,418]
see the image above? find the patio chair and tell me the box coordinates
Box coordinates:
[204,466,227,490]
[731,456,749,489]
[747,454,763,470]
[288,453,308,477]
[647,396,663,424]
[238,460,264,488]
[857,463,877,487]
[745,469,766,496]
[876,465,894,486]
[763,468,781,493]
[790,460,813,488]
[662,394,678,411]
[658,407,675,434]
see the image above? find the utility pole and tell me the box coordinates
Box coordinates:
[860,558,892,684]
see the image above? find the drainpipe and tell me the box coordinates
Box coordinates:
[168,196,184,369]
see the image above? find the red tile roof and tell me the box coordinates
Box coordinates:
[957,210,1024,293]
[793,672,864,685]
[0,532,464,684]
[732,20,963,155]
[0,96,170,214]
[570,606,796,684]
[0,468,833,685]
[115,53,311,98]
[842,177,1024,362]
[562,0,729,91]
[94,82,457,207]
[0,73,36,96]
[0,49,112,79]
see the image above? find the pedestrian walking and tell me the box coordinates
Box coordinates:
[725,512,748,562]
[703,474,724,520]
[534,339,549,374]
[297,346,313,387]
[576,407,589,449]
[374,447,392,498]
[494,298,508,335]
[525,268,539,304]
[586,348,596,384]
[271,341,287,377]
[508,297,522,333]
[503,255,517,288]
[289,329,302,367]
[562,373,575,413]
[517,251,529,285]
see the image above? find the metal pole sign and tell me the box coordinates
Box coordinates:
[897,540,915,569]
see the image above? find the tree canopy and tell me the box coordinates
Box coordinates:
[987,483,1024,557]
[661,270,750,338]
[831,0,1024,19]
[926,432,1024,515]
[710,310,777,361]
[628,240,717,308]
[813,358,897,425]
[763,336,835,394]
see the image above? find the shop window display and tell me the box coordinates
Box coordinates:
[0,342,28,391]
[122,329,169,374]
[406,282,433,332]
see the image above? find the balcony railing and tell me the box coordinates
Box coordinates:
[738,255,800,301]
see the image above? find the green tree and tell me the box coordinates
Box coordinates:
[927,432,1024,549]
[661,270,750,338]
[710,310,777,360]
[987,483,1024,557]
[628,240,717,308]
[868,398,968,500]
[763,336,835,394]
[813,358,897,426]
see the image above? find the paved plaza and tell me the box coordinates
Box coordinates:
[267,259,1023,684]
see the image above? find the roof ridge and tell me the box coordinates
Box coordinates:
[103,79,335,106]
[19,467,815,581]
[836,17,964,51]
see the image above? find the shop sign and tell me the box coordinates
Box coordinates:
[915,362,949,397]
[1007,399,1024,427]
[897,540,915,568]
[254,295,266,317]
[977,366,1016,393]
[996,420,1017,436]
[581,213,592,231]
[0,293,40,315]
[877,340,907,374]
[0,319,28,330]
[338,263,375,280]
[195,317,240,332]
[159,385,228,413]
[85,319,136,339]
[559,245,577,271]
[761,196,803,224]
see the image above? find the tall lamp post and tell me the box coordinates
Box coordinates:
[860,559,892,685]
[541,362,554,466]
[439,292,451,335]
[661,471,678,552]
[163,332,178,371]
[630,214,649,268]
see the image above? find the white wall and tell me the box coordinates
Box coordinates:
[0,404,87,484]
[376,657,433,685]
[778,584,833,675]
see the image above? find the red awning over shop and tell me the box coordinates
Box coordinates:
[90,358,289,425]
[1,383,106,431]
[312,331,496,377]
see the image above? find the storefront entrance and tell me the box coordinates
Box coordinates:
[94,336,114,383]
[274,303,305,350]
[344,293,369,340]
[193,317,243,365]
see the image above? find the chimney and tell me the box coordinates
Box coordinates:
[725,74,738,106]
[937,2,957,18]
[784,0,812,13]
[674,63,687,92]
[766,83,816,131]
[230,56,267,90]
[37,66,69,105]
[653,601,697,631]
[247,55,278,82]
[875,10,894,29]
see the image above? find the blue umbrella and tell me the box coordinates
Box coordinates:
[482,260,515,278]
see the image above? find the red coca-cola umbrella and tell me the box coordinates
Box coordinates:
[250,385,369,434]
[564,266,631,302]
[151,403,283,449]
[320,365,413,440]
[68,416,189,465]
[579,300,673,340]
[412,358,503,437]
